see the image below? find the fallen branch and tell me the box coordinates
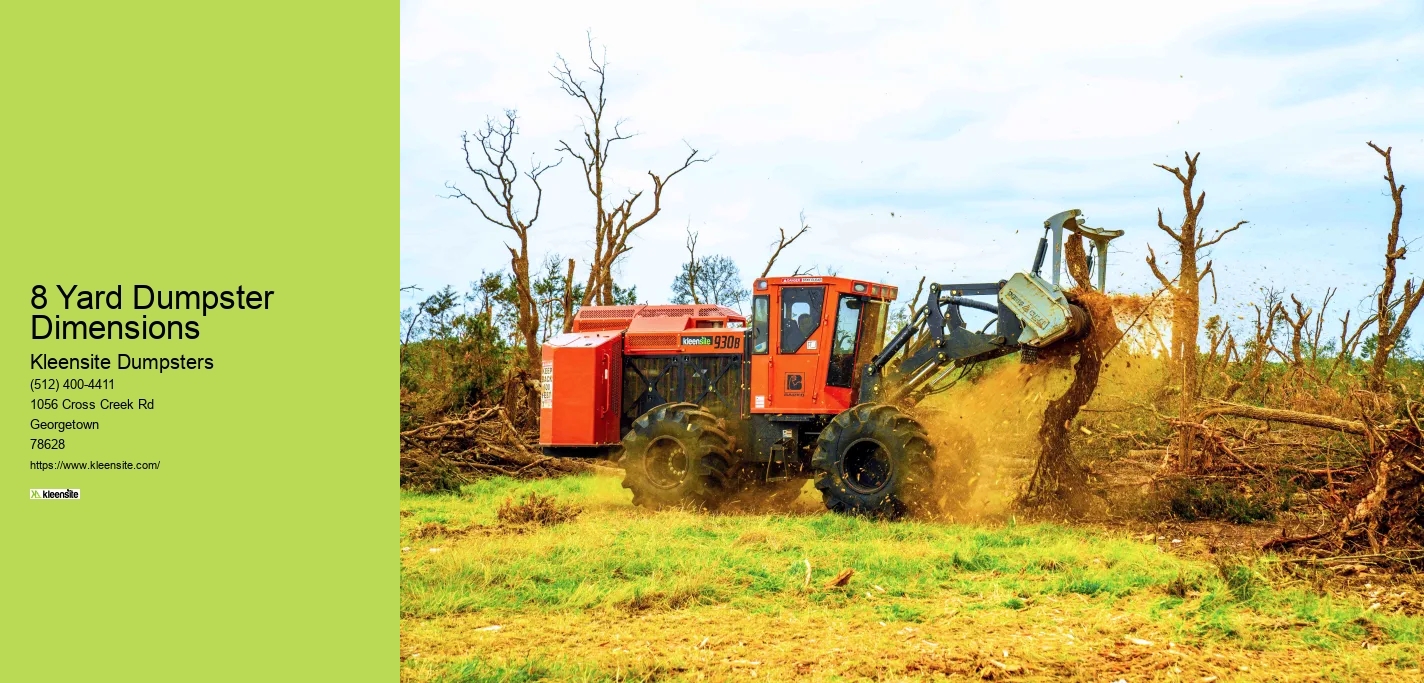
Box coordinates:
[400,404,617,491]
[1273,549,1424,566]
[1198,401,1367,435]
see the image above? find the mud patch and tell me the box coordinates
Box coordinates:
[410,522,454,540]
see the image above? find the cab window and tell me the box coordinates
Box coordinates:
[854,299,888,380]
[751,295,769,354]
[827,295,862,387]
[779,287,824,353]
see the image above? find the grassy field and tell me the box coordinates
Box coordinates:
[400,475,1424,681]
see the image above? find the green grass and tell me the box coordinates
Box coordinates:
[402,477,1195,618]
[400,475,1424,681]
[434,657,608,683]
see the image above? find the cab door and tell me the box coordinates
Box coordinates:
[767,285,826,412]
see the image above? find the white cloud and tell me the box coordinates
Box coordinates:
[402,0,1424,341]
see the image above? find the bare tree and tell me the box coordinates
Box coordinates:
[684,224,701,305]
[444,110,560,374]
[1307,288,1336,367]
[1366,142,1421,389]
[906,276,926,313]
[1144,152,1246,471]
[400,285,423,347]
[899,276,927,345]
[1280,294,1312,368]
[553,36,709,306]
[1202,315,1229,381]
[760,212,812,278]
[560,258,577,333]
[1328,308,1377,383]
[1244,290,1283,393]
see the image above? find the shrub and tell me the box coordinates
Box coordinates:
[496,492,582,526]
[1165,481,1275,524]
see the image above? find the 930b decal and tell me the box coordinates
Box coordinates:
[681,335,741,349]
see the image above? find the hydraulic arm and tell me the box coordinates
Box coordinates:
[857,209,1121,405]
[858,280,1024,404]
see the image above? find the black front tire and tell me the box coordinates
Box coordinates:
[621,403,735,510]
[812,404,935,518]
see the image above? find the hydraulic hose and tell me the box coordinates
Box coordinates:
[939,295,998,314]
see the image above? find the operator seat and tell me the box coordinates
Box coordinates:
[781,316,798,346]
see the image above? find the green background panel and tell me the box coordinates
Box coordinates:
[1,2,393,680]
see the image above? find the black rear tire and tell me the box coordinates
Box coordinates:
[812,404,935,518]
[621,402,735,510]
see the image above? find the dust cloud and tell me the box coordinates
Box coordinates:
[914,361,1061,520]
[912,291,1163,520]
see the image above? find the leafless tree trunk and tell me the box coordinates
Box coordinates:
[1308,288,1336,367]
[1145,152,1246,471]
[1366,142,1421,389]
[684,224,701,305]
[906,276,926,313]
[561,258,577,333]
[1022,291,1123,514]
[553,35,709,306]
[1245,296,1282,391]
[1282,294,1312,368]
[898,276,926,346]
[444,110,560,374]
[760,212,811,278]
[1203,316,1230,386]
[1329,309,1377,383]
[400,285,424,347]
[403,309,423,347]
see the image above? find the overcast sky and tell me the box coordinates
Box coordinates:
[401,0,1424,344]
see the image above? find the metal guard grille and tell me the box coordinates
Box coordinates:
[627,334,679,348]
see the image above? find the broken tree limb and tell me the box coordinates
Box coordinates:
[824,568,854,588]
[760,212,811,278]
[400,404,619,491]
[1197,401,1367,435]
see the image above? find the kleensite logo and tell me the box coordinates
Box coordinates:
[31,488,80,500]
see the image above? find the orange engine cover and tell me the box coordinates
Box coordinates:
[538,332,623,447]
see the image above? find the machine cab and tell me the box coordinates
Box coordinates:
[747,276,896,414]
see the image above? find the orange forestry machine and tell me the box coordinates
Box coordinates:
[539,210,1122,517]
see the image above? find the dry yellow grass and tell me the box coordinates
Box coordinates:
[400,475,1424,681]
[403,596,1407,682]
